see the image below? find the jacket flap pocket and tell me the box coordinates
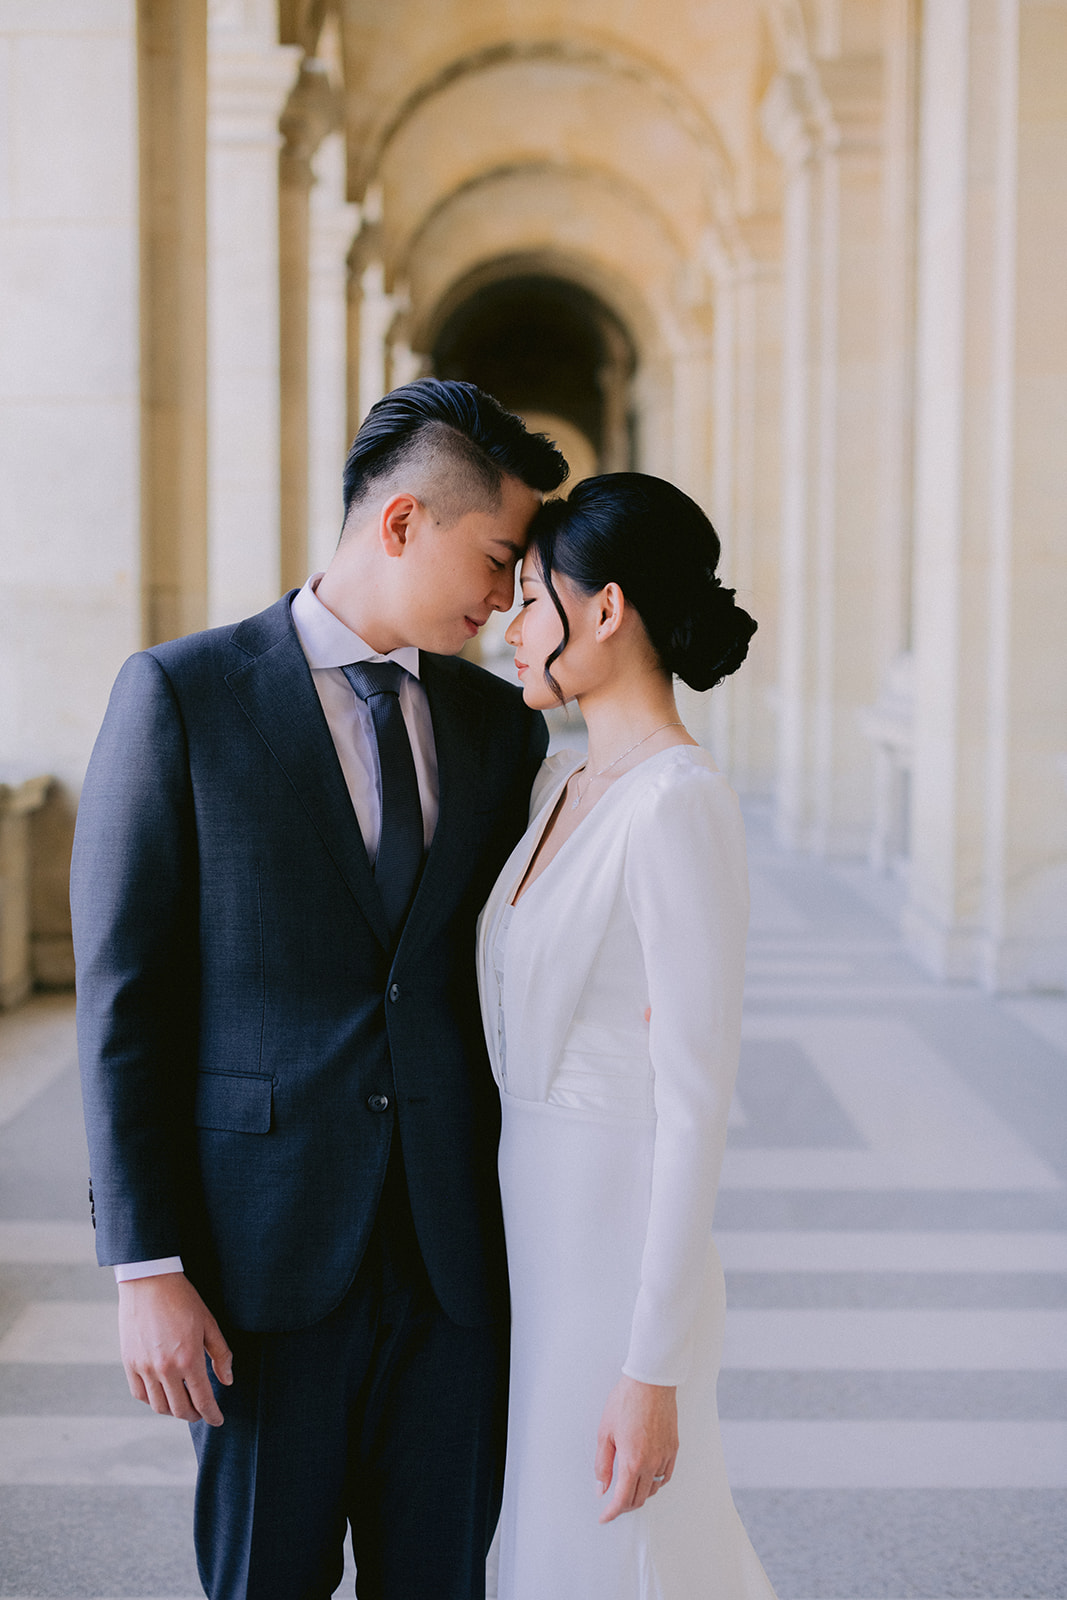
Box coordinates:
[195,1071,272,1134]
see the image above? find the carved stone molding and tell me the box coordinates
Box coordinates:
[762,55,883,170]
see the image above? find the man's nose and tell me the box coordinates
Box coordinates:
[489,569,517,612]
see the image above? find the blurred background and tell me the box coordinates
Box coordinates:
[0,6,1066,1597]
[0,0,1065,1005]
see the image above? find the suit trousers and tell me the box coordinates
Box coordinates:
[189,1150,508,1600]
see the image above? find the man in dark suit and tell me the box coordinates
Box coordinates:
[71,380,568,1599]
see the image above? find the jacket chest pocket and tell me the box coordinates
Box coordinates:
[194,1070,273,1133]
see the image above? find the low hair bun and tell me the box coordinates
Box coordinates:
[661,578,757,692]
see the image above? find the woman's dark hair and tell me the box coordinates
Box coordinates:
[528,472,756,697]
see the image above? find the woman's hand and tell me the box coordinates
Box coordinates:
[594,1374,679,1523]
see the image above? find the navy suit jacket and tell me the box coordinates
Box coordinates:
[71,593,547,1333]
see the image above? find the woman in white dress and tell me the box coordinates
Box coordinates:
[477,474,778,1600]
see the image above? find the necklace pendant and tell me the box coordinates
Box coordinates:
[571,791,582,810]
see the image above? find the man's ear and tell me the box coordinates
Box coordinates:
[379,493,420,558]
[595,582,626,641]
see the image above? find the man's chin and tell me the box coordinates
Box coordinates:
[421,627,480,657]
[452,618,484,653]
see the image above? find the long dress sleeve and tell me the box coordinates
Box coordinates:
[620,762,749,1385]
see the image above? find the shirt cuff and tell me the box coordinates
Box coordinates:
[114,1256,184,1282]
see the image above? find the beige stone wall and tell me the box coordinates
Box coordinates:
[0,0,1063,993]
[0,1,141,990]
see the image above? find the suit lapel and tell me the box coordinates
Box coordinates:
[225,602,391,949]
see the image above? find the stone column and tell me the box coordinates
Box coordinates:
[357,260,403,425]
[139,0,208,647]
[597,321,633,472]
[763,56,888,853]
[206,1,300,626]
[669,293,718,754]
[307,132,361,574]
[631,357,675,481]
[0,2,141,989]
[389,307,426,392]
[278,74,315,595]
[669,302,715,505]
[708,219,784,797]
[903,0,1067,989]
[279,57,340,589]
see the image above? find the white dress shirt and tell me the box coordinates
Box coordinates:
[289,573,439,856]
[114,576,440,1283]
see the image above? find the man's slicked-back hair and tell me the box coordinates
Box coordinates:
[340,379,569,532]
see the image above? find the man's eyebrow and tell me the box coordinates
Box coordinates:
[491,538,524,555]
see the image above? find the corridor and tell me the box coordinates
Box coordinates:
[0,807,1064,1598]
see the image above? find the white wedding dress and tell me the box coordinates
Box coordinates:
[477,745,777,1600]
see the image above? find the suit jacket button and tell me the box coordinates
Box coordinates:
[367,1093,390,1113]
[388,983,400,1002]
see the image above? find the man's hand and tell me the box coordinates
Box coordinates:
[117,1272,233,1426]
[595,1374,679,1523]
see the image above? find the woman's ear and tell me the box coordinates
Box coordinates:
[595,582,626,641]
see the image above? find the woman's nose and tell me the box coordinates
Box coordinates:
[504,613,521,645]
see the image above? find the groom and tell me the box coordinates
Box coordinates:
[71,380,567,1599]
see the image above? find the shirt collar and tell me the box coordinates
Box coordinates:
[291,575,422,680]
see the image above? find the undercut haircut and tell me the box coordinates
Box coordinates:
[340,379,569,534]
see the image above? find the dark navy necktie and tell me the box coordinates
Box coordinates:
[342,660,424,934]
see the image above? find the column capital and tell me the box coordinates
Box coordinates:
[348,217,385,281]
[762,70,829,170]
[209,34,301,146]
[280,57,343,178]
[762,55,883,168]
[705,212,784,286]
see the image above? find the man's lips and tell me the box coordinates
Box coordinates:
[463,616,486,636]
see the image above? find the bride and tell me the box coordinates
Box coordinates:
[477,473,777,1599]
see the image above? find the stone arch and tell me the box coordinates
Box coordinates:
[401,166,695,365]
[374,64,713,274]
[350,35,735,209]
[399,160,690,302]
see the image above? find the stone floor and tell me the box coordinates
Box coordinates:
[0,803,1064,1597]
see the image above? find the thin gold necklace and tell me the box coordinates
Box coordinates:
[571,721,685,810]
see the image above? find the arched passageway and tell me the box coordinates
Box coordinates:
[430,273,635,481]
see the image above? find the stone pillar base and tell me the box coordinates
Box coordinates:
[32,934,76,993]
[0,777,53,1012]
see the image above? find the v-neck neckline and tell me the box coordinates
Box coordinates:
[509,743,699,908]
